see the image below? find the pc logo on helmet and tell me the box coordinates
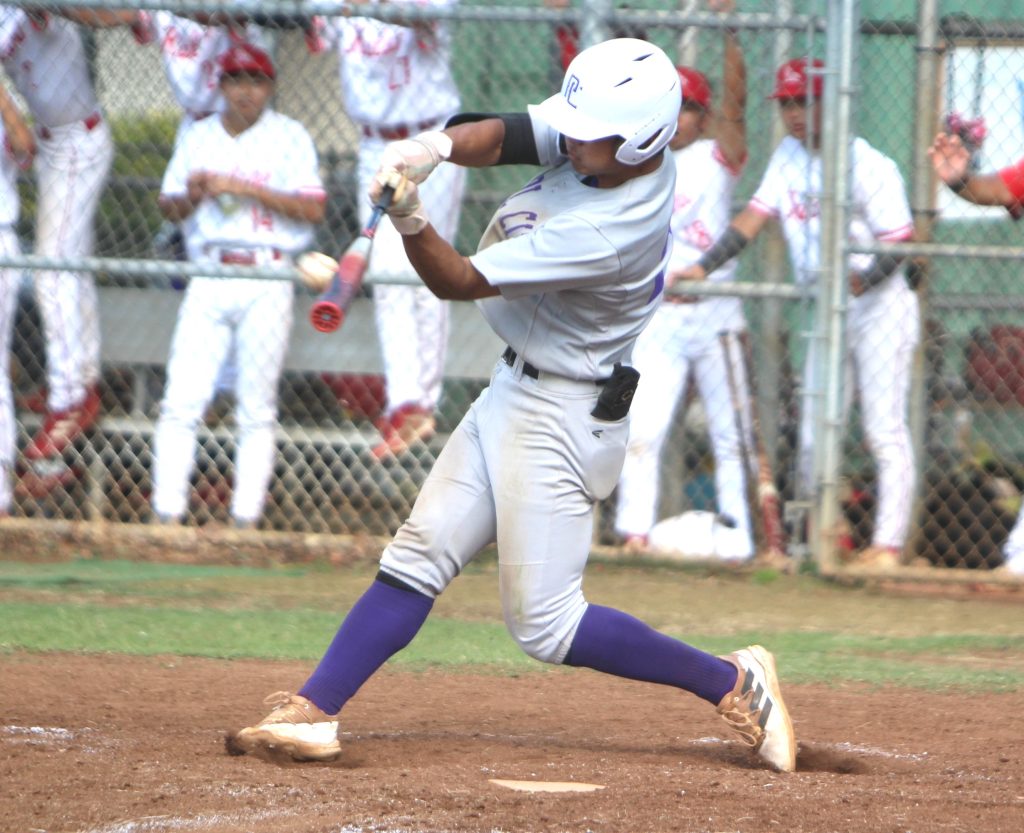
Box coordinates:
[769,57,824,100]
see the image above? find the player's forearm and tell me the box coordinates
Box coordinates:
[158,195,199,223]
[696,208,765,275]
[720,30,747,125]
[250,187,326,224]
[715,29,747,168]
[0,86,32,163]
[55,8,138,27]
[402,225,499,301]
[945,172,1015,207]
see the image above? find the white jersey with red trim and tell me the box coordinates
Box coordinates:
[312,0,460,126]
[0,8,99,129]
[161,110,325,257]
[749,135,914,297]
[668,137,745,330]
[134,12,269,117]
[470,111,674,382]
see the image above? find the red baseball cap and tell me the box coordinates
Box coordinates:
[769,57,823,100]
[219,43,275,80]
[677,66,711,109]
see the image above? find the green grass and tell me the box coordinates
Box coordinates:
[1,558,1021,690]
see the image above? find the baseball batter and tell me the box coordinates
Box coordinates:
[680,58,919,572]
[231,39,796,773]
[152,43,325,527]
[309,0,466,457]
[615,17,755,560]
[0,7,113,468]
[929,131,1024,577]
[0,85,33,513]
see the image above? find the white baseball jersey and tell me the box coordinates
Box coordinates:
[471,110,674,382]
[749,135,914,300]
[0,8,100,129]
[666,137,745,333]
[134,12,269,118]
[312,0,460,126]
[161,111,324,257]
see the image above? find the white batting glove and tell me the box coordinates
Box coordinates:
[377,130,452,184]
[370,167,429,236]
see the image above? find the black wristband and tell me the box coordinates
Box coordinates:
[948,176,971,193]
[856,252,904,291]
[698,226,750,275]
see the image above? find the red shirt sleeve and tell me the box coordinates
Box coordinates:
[998,158,1024,220]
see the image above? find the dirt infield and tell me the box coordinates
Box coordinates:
[2,652,1021,833]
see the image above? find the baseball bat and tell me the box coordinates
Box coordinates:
[738,330,788,558]
[309,184,395,333]
[719,331,760,543]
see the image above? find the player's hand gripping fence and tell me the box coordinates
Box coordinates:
[309,185,395,333]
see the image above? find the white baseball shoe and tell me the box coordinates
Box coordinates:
[717,645,797,772]
[228,692,341,762]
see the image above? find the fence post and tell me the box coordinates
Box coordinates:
[813,0,859,573]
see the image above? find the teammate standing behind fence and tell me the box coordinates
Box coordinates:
[929,130,1024,578]
[0,86,35,515]
[678,57,919,572]
[307,0,466,459]
[229,38,797,773]
[0,6,114,491]
[151,43,325,528]
[615,4,756,561]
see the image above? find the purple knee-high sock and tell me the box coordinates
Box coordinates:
[300,578,434,714]
[564,604,737,705]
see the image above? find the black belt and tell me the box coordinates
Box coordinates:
[502,346,540,379]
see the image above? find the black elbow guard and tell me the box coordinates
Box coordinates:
[444,112,540,166]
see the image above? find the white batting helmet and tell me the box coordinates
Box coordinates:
[534,38,681,166]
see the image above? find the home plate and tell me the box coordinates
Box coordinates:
[489,779,605,793]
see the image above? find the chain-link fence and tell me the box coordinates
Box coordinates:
[1,0,1023,579]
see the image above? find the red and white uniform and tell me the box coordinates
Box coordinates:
[152,110,325,524]
[0,120,23,511]
[750,135,918,550]
[133,12,270,132]
[310,0,466,416]
[134,12,269,268]
[0,7,113,412]
[616,138,754,557]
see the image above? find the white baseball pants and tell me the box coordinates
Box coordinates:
[0,228,20,512]
[152,276,294,524]
[379,358,627,664]
[357,134,466,414]
[798,282,920,548]
[617,307,754,556]
[33,119,113,411]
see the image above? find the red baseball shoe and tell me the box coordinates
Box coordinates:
[371,404,435,460]
[24,385,101,460]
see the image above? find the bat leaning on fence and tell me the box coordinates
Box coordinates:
[737,330,788,561]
